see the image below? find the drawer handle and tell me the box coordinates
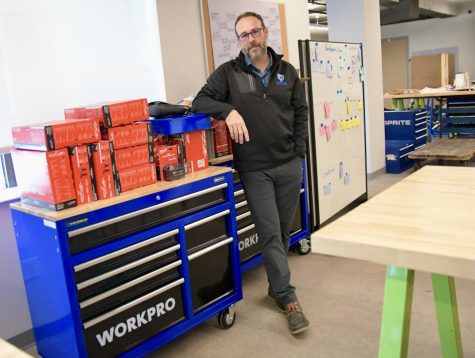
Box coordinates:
[233,189,244,196]
[237,224,255,235]
[188,237,233,261]
[77,244,180,290]
[74,229,179,272]
[300,188,304,194]
[236,211,251,221]
[68,183,228,238]
[83,278,185,329]
[184,210,230,231]
[235,200,247,209]
[400,151,414,158]
[80,260,182,309]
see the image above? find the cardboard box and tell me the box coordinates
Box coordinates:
[12,119,100,151]
[118,163,157,192]
[211,119,231,157]
[169,130,208,173]
[11,148,77,211]
[114,143,154,171]
[102,122,152,149]
[154,145,179,180]
[69,145,97,205]
[89,141,120,200]
[67,99,149,127]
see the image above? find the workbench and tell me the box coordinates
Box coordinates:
[408,138,475,166]
[10,166,242,358]
[312,166,475,357]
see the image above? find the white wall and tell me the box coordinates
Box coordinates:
[327,0,386,175]
[381,13,475,78]
[0,0,166,148]
[156,0,310,103]
[0,0,166,341]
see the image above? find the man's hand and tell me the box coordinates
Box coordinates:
[225,109,250,144]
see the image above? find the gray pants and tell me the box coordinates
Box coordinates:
[239,156,302,304]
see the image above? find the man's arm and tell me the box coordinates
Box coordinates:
[192,65,249,144]
[291,75,309,158]
[191,66,235,121]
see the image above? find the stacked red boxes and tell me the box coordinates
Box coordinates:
[64,98,149,127]
[168,130,208,174]
[69,145,97,205]
[11,148,77,211]
[12,119,100,151]
[103,122,157,192]
[88,141,120,200]
[10,119,101,210]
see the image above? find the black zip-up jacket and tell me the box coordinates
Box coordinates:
[191,47,308,172]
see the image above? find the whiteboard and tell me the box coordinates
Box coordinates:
[206,0,283,69]
[308,41,367,224]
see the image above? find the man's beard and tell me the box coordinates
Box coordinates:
[244,41,267,62]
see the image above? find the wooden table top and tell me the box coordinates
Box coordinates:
[10,166,231,221]
[409,139,475,161]
[384,89,475,99]
[311,166,475,279]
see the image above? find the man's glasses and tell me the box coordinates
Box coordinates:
[237,27,265,42]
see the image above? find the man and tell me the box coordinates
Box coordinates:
[192,11,309,334]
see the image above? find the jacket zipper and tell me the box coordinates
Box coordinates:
[248,74,255,92]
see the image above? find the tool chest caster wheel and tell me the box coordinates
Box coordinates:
[217,305,236,329]
[292,238,311,255]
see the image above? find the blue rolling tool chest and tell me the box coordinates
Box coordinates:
[10,167,242,357]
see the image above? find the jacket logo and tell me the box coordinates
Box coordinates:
[276,73,288,86]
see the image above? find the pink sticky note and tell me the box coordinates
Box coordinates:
[331,119,338,131]
[323,101,331,119]
[325,125,332,141]
[319,123,326,136]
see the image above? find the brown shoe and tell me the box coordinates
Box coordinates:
[286,302,310,335]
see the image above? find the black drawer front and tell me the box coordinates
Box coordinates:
[237,224,260,263]
[236,211,254,230]
[80,261,181,322]
[84,279,185,358]
[77,246,180,301]
[290,201,303,235]
[185,211,229,252]
[235,202,249,217]
[68,188,226,254]
[188,238,234,312]
[232,170,241,184]
[74,230,178,284]
[234,191,245,204]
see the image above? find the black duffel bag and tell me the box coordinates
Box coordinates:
[148,101,190,118]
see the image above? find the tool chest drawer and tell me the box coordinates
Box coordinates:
[74,229,179,284]
[83,278,185,358]
[79,259,182,322]
[68,184,227,254]
[184,210,229,252]
[188,237,234,312]
[237,224,260,263]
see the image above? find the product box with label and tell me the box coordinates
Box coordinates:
[65,98,149,127]
[102,122,152,150]
[11,148,77,210]
[12,119,100,151]
[211,119,231,157]
[118,163,157,192]
[154,145,179,180]
[89,141,120,200]
[114,143,154,172]
[168,130,208,174]
[69,145,97,205]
